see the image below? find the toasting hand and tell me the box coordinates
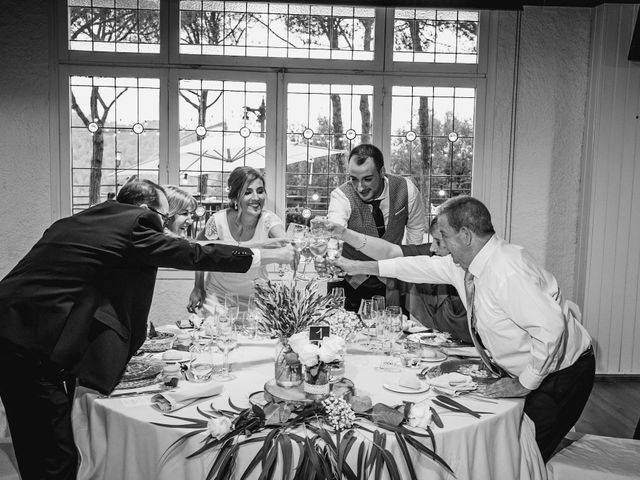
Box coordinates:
[259,244,297,267]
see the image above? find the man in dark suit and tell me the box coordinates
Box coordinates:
[0,179,294,480]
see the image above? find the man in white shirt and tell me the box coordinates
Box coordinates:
[336,195,594,461]
[327,144,426,311]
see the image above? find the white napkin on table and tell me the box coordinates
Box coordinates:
[151,382,223,413]
[427,372,477,396]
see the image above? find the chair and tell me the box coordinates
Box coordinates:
[0,440,19,480]
[547,432,640,480]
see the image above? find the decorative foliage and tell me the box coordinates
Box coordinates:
[321,309,361,342]
[289,333,344,386]
[254,280,336,338]
[153,395,454,480]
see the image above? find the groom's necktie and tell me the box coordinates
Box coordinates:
[464,270,506,377]
[369,199,385,237]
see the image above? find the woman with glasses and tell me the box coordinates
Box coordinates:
[188,166,287,314]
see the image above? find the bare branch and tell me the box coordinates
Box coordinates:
[71,93,91,127]
[205,91,223,109]
[179,90,202,111]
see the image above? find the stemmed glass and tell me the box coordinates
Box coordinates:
[287,223,309,281]
[224,293,239,321]
[308,235,329,279]
[326,237,344,281]
[214,316,238,381]
[358,299,376,349]
[330,287,345,310]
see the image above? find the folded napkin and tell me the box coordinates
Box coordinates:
[427,372,477,396]
[151,382,223,413]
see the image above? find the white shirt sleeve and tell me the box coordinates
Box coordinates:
[404,178,427,244]
[495,272,569,390]
[327,188,351,227]
[249,248,261,269]
[378,254,459,287]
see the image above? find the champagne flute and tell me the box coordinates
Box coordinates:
[287,223,309,280]
[330,287,345,310]
[215,318,238,381]
[308,235,329,279]
[224,293,239,321]
[326,237,344,281]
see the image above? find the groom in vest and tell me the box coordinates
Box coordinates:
[327,144,426,312]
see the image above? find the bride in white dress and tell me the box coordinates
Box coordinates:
[188,166,286,313]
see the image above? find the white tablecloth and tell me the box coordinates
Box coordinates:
[72,339,546,480]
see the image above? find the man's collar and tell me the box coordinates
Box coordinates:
[468,234,499,278]
[373,176,389,201]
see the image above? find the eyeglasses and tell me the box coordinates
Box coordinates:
[147,206,170,225]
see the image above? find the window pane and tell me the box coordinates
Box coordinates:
[390,85,475,217]
[69,0,160,53]
[70,75,160,213]
[178,78,268,213]
[286,83,373,220]
[179,1,375,61]
[393,9,478,64]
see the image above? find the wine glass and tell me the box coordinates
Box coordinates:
[326,237,344,281]
[358,299,376,349]
[287,223,309,280]
[330,287,345,310]
[214,318,238,381]
[308,235,329,279]
[224,293,239,321]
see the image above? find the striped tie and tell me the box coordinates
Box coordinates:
[464,270,506,377]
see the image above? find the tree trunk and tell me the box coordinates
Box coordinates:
[89,86,104,206]
[359,18,373,144]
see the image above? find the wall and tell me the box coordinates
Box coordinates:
[577,3,640,373]
[0,1,53,275]
[509,6,592,301]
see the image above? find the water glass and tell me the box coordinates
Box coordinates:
[358,299,376,349]
[189,339,214,382]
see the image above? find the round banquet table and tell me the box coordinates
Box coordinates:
[72,337,546,480]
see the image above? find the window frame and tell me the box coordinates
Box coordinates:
[55,2,491,221]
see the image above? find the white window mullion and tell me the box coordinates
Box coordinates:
[273,71,287,219]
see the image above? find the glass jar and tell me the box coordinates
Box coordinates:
[174,333,192,352]
[274,338,303,388]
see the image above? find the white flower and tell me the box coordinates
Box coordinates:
[319,335,345,363]
[296,343,320,367]
[288,331,311,354]
[407,400,433,429]
[207,417,232,440]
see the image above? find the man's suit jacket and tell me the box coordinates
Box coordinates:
[0,200,255,393]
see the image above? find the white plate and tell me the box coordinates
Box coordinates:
[419,351,447,363]
[382,382,430,394]
[440,347,480,358]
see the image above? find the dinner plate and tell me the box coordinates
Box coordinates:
[406,332,468,348]
[382,382,430,394]
[419,351,447,363]
[424,358,502,385]
[441,346,481,358]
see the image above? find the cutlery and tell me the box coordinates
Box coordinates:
[98,388,169,399]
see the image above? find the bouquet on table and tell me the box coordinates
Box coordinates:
[253,280,338,387]
[288,332,345,395]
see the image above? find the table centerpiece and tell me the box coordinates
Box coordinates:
[253,279,338,388]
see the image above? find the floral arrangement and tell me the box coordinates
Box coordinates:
[321,309,361,342]
[253,280,337,338]
[154,393,454,480]
[288,332,345,387]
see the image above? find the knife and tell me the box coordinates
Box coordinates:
[98,389,168,399]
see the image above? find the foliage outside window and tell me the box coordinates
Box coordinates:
[63,2,480,221]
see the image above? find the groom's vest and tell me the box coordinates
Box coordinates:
[339,174,409,294]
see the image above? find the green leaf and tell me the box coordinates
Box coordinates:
[394,432,418,480]
[430,407,444,428]
[278,434,293,480]
[371,403,404,426]
[357,440,367,480]
[404,435,454,476]
[349,395,373,413]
